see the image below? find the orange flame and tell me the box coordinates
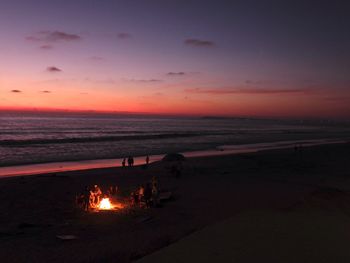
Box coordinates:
[97,198,124,210]
[99,198,113,210]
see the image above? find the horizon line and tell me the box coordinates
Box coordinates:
[0,107,349,122]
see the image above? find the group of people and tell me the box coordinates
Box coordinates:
[121,155,150,167]
[76,184,118,211]
[76,175,160,211]
[122,156,134,167]
[130,176,159,208]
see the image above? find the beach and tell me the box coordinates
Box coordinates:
[2,0,350,262]
[0,142,350,262]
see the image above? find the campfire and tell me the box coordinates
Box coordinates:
[99,198,113,210]
[96,197,124,211]
[76,184,125,212]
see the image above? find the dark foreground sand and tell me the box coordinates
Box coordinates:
[0,143,350,262]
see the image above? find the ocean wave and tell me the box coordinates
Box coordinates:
[0,133,203,146]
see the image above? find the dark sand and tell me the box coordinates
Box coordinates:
[0,143,350,262]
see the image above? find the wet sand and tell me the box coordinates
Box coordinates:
[0,138,345,178]
[0,142,350,262]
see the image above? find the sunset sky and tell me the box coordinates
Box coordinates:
[0,0,349,118]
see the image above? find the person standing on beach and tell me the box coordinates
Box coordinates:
[138,185,145,207]
[122,158,126,167]
[146,155,150,165]
[130,191,136,206]
[151,176,159,190]
[151,177,159,207]
[83,186,91,211]
[128,156,132,167]
[93,185,102,205]
[144,183,152,208]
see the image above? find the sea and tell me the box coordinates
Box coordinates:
[0,112,349,168]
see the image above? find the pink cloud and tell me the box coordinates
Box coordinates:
[184,87,313,95]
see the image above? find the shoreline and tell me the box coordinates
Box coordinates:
[0,137,348,178]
